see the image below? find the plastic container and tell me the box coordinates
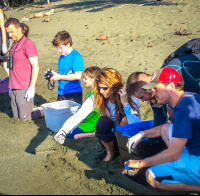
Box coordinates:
[115,120,167,186]
[41,100,81,132]
[0,78,9,94]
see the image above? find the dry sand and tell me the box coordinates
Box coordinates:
[0,0,200,194]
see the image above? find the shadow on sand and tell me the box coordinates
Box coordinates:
[12,0,176,14]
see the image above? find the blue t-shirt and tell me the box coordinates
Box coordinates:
[58,49,84,95]
[171,92,200,156]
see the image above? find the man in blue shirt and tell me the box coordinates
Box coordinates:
[51,31,84,105]
[125,67,200,192]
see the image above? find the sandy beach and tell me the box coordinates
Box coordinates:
[0,0,200,194]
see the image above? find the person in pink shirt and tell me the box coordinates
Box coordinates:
[4,18,42,120]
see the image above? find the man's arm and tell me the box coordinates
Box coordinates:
[51,71,82,81]
[29,56,39,88]
[127,124,164,153]
[124,137,187,170]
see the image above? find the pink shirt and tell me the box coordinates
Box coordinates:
[9,36,38,89]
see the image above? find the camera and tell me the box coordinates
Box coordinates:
[44,69,55,90]
[7,56,13,70]
[44,69,54,80]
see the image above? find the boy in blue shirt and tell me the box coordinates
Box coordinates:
[51,31,84,105]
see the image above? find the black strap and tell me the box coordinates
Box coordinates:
[47,79,55,90]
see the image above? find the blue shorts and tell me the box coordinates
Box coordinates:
[148,148,200,185]
[65,127,85,139]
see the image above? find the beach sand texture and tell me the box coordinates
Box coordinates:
[0,0,200,194]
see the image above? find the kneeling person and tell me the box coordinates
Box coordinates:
[54,66,101,144]
[125,67,200,192]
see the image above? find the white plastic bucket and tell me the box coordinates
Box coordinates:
[41,100,81,132]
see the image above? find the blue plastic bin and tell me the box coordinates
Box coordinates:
[116,120,154,138]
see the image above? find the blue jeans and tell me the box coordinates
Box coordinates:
[65,127,85,139]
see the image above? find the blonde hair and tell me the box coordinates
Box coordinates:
[93,68,140,123]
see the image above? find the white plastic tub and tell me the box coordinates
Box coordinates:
[41,100,81,132]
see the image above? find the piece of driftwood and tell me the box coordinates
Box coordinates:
[20,9,54,22]
[174,29,193,36]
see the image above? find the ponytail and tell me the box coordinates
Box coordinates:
[20,23,29,37]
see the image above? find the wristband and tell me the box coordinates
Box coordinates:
[140,131,145,138]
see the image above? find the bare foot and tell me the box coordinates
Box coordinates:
[103,151,114,162]
[33,106,44,117]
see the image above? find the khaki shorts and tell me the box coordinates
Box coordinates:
[11,89,41,121]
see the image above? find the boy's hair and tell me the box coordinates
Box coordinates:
[52,31,73,47]
[126,81,148,97]
[84,66,100,79]
[126,72,151,97]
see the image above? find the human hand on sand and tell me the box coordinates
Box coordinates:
[118,87,128,106]
[54,129,67,144]
[122,160,142,174]
[126,132,144,154]
[50,71,61,81]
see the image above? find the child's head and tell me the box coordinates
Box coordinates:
[52,31,73,55]
[83,66,100,87]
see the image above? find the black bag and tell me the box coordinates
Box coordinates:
[162,39,200,67]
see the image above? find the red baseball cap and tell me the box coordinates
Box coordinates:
[142,67,182,90]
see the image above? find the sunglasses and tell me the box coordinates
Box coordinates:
[98,86,109,91]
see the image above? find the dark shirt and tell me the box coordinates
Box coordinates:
[172,92,200,156]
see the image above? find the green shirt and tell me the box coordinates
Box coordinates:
[78,91,101,133]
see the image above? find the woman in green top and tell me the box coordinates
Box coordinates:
[54,66,101,144]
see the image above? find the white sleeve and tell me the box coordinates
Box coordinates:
[61,94,95,133]
[123,96,141,124]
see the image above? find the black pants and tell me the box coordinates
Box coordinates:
[57,92,83,105]
[95,116,119,151]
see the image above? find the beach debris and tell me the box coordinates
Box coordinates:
[20,17,30,22]
[135,34,138,39]
[44,9,55,16]
[34,12,45,18]
[198,30,200,32]
[43,19,51,22]
[119,4,128,8]
[168,24,172,26]
[103,8,107,11]
[97,34,108,40]
[20,9,55,22]
[147,45,153,48]
[102,42,105,45]
[174,29,193,36]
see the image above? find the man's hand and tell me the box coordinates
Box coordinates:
[9,88,12,97]
[2,44,8,54]
[118,87,128,106]
[127,132,144,154]
[122,160,143,174]
[50,71,61,81]
[54,129,67,144]
[25,87,35,102]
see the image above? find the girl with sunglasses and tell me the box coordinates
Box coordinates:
[93,68,141,162]
[54,66,101,144]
